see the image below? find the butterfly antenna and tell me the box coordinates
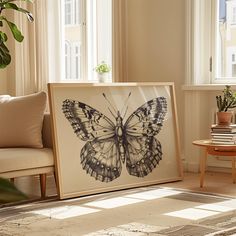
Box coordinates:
[102,93,117,114]
[121,92,131,117]
[123,106,129,119]
[108,107,116,119]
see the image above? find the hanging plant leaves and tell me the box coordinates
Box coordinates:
[0,0,33,69]
[17,8,34,22]
[0,31,7,42]
[0,17,24,42]
[2,3,34,22]
[0,41,11,68]
[3,3,19,10]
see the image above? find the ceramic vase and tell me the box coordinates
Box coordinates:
[97,72,109,83]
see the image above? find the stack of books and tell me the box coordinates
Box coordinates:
[211,124,236,144]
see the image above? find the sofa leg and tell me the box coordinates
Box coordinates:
[40,174,46,198]
[10,178,14,183]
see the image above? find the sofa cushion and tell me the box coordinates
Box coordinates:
[0,148,54,173]
[0,92,46,148]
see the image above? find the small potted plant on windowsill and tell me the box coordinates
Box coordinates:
[216,85,236,125]
[95,61,111,83]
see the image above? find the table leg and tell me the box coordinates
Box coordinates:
[232,157,236,184]
[200,149,207,188]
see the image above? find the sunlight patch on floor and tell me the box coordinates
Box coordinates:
[84,196,144,209]
[164,208,219,220]
[31,206,100,219]
[216,199,236,210]
[126,188,182,200]
[196,203,233,212]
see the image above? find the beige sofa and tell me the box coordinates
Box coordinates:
[0,114,55,198]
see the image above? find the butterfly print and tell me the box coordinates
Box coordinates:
[62,95,167,182]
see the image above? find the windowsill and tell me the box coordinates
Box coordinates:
[182,84,236,91]
[54,79,113,83]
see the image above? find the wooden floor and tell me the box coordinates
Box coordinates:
[161,171,236,198]
[1,171,236,235]
[12,171,236,203]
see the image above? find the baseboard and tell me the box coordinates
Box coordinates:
[207,166,232,173]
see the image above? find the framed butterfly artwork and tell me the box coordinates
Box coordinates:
[48,82,183,199]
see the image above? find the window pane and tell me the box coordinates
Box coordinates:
[63,0,83,80]
[62,0,112,81]
[216,0,236,79]
[87,0,112,81]
[65,0,72,25]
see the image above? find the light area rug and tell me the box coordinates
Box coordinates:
[1,186,236,236]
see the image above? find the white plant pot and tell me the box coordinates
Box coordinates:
[97,72,109,83]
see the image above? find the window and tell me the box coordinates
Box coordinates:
[61,0,112,81]
[65,0,80,25]
[215,0,236,82]
[186,0,236,84]
[65,0,72,25]
[232,6,236,24]
[232,52,236,76]
[65,41,71,79]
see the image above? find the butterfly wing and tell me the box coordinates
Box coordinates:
[62,99,115,141]
[124,97,167,177]
[62,99,122,182]
[81,138,122,182]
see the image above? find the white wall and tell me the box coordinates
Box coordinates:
[184,87,236,172]
[125,0,186,154]
[124,0,232,173]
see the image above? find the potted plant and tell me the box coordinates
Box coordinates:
[0,0,34,68]
[216,85,236,125]
[94,61,111,82]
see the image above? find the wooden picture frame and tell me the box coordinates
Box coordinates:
[48,82,183,199]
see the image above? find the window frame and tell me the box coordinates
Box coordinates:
[186,0,236,85]
[186,0,212,85]
[61,0,112,82]
[65,40,71,79]
[65,0,73,25]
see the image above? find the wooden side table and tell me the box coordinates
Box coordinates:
[192,139,236,187]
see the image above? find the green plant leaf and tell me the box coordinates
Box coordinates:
[0,31,7,42]
[2,3,34,22]
[0,16,24,42]
[0,0,33,6]
[0,41,11,68]
[0,177,27,203]
[0,0,33,68]
[3,2,19,10]
[95,61,111,73]
[18,8,34,22]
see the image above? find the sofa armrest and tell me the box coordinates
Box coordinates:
[42,113,53,148]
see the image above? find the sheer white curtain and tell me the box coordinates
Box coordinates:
[14,0,62,96]
[112,0,127,82]
[47,0,63,83]
[14,1,35,96]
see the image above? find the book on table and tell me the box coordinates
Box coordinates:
[211,124,236,133]
[211,133,236,138]
[211,140,236,145]
[211,124,236,144]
